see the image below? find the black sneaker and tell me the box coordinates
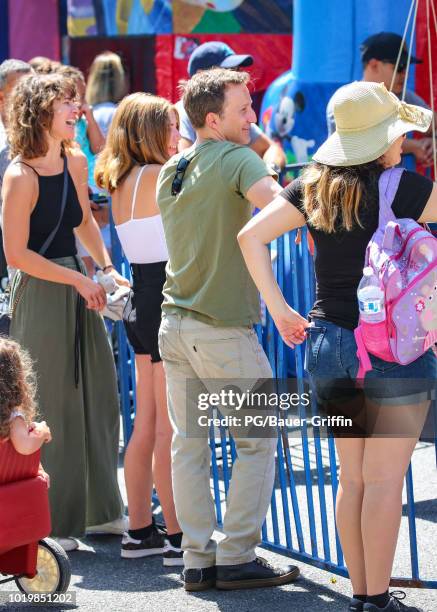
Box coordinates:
[121,528,165,559]
[182,566,216,592]
[163,540,184,567]
[216,556,300,590]
[349,596,366,611]
[363,591,423,612]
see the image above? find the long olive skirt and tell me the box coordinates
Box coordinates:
[10,256,124,537]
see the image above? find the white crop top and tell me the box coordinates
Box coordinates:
[115,165,168,264]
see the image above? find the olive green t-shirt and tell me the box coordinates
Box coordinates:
[157,139,274,327]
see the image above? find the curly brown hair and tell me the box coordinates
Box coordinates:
[7,72,77,159]
[0,338,37,440]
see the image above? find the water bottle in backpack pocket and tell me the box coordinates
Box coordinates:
[358,267,386,323]
[354,168,437,378]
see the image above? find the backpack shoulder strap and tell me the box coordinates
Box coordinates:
[378,167,404,227]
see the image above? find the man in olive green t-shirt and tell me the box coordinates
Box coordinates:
[157,68,302,591]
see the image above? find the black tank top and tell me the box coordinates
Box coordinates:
[23,164,83,259]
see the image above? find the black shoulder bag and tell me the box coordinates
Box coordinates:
[0,157,69,337]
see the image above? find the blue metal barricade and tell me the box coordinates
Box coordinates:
[112,165,437,589]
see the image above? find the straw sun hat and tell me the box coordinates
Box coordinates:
[313,81,432,166]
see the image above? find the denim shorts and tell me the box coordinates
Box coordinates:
[305,318,436,407]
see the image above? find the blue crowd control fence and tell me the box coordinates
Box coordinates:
[111,164,437,589]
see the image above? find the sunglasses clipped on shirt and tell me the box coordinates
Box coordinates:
[171,157,190,196]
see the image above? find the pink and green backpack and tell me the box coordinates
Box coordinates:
[354,167,437,378]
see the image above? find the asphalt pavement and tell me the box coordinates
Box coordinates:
[1,440,436,612]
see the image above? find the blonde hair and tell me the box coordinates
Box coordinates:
[86,51,126,106]
[301,161,382,233]
[0,339,37,440]
[95,93,177,193]
[7,72,77,159]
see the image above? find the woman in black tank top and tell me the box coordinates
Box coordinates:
[2,72,129,550]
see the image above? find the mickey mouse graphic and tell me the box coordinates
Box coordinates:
[269,87,315,164]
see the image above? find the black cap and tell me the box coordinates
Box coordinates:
[360,32,422,68]
[188,42,253,77]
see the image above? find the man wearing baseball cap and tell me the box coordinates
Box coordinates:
[177,41,285,173]
[326,32,435,167]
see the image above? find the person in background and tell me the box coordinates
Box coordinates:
[29,56,62,74]
[85,51,127,138]
[326,32,435,168]
[95,92,183,567]
[57,64,105,172]
[177,41,286,175]
[2,72,128,552]
[0,59,33,285]
[57,64,107,278]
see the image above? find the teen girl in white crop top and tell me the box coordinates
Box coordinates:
[95,93,183,562]
[115,164,168,264]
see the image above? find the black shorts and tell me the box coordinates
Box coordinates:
[122,261,166,362]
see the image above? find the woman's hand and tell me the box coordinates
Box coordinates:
[80,102,93,122]
[273,305,310,349]
[107,267,131,288]
[75,275,107,311]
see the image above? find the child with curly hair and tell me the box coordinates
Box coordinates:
[0,338,51,482]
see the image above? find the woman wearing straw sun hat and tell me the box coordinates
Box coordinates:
[238,80,437,612]
[318,80,432,166]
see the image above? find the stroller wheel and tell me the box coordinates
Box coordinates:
[15,538,71,594]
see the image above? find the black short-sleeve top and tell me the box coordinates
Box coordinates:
[280,170,434,330]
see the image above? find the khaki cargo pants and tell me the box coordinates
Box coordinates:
[158,313,276,569]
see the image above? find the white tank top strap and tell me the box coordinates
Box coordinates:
[130,165,147,220]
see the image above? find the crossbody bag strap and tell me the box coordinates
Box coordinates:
[38,156,69,256]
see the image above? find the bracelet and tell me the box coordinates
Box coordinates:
[102,264,114,273]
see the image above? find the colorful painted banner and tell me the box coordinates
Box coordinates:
[67,0,172,36]
[155,33,292,103]
[66,0,292,36]
[172,0,293,34]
